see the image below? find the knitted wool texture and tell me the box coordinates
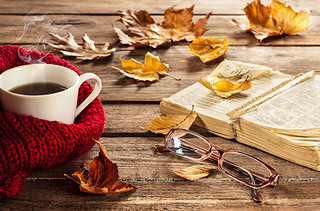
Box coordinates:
[0,46,105,198]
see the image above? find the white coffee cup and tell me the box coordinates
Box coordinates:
[0,64,102,124]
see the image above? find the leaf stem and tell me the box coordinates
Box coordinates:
[238,76,250,88]
[115,49,136,52]
[177,42,216,49]
[64,174,81,185]
[164,72,181,81]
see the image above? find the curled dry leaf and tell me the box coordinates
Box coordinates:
[199,75,251,98]
[70,139,136,194]
[229,0,309,40]
[144,108,197,135]
[111,52,170,81]
[113,5,211,48]
[189,37,228,63]
[173,165,217,181]
[47,32,116,60]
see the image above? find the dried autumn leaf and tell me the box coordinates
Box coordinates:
[229,0,309,40]
[111,52,170,81]
[270,0,310,35]
[199,76,251,98]
[144,109,197,135]
[112,5,211,48]
[189,37,228,63]
[173,165,217,181]
[47,32,116,60]
[71,139,136,194]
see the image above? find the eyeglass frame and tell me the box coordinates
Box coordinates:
[163,129,280,190]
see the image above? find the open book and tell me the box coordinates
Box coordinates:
[160,60,320,171]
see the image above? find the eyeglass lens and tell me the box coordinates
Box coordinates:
[166,131,217,159]
[221,152,272,186]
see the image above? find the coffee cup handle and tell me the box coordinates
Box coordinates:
[75,73,102,118]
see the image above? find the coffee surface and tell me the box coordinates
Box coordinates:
[10,82,68,95]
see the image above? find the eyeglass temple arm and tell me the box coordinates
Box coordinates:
[234,161,263,203]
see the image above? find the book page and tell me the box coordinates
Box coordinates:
[241,74,320,136]
[228,71,314,117]
[163,72,291,122]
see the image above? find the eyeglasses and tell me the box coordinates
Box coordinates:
[156,129,279,203]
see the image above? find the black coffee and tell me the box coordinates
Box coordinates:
[10,82,68,95]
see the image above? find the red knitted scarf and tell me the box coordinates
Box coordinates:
[0,46,105,198]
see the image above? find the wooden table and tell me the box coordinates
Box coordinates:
[1,0,320,209]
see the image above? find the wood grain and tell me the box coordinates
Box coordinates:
[0,0,316,15]
[1,180,319,209]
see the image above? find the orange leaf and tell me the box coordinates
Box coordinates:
[229,0,309,40]
[189,37,228,63]
[111,52,170,81]
[71,139,136,194]
[113,5,211,48]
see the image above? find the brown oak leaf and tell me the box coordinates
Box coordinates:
[113,5,211,48]
[70,139,136,194]
[48,32,116,60]
[229,0,309,40]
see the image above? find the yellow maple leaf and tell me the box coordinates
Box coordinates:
[144,109,197,135]
[199,75,251,98]
[111,52,169,81]
[229,0,309,40]
[189,37,228,63]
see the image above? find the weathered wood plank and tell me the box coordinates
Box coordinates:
[29,136,320,180]
[0,15,318,46]
[1,180,319,210]
[0,0,316,15]
[102,103,158,134]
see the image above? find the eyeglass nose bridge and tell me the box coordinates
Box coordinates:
[198,146,217,161]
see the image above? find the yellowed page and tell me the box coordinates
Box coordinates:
[229,71,314,117]
[241,74,320,136]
